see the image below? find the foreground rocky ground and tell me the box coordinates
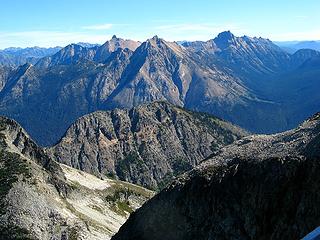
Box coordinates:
[112,113,320,240]
[0,117,153,240]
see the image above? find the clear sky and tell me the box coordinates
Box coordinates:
[0,0,319,48]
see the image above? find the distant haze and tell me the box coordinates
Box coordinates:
[0,0,319,48]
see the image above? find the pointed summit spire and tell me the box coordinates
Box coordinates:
[152,35,159,40]
[217,30,235,40]
[148,35,163,45]
[214,30,236,50]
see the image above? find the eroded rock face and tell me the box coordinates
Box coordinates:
[0,117,152,240]
[112,113,320,240]
[49,101,246,189]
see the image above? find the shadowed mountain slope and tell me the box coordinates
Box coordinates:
[112,113,320,240]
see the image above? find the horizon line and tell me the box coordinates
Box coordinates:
[0,30,319,50]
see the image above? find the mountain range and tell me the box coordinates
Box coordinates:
[276,40,320,53]
[1,28,320,238]
[0,46,62,67]
[0,31,319,146]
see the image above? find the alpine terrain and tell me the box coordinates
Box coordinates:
[0,117,153,240]
[0,32,319,146]
[112,113,320,240]
[48,101,247,189]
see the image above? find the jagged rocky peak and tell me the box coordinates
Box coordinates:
[213,30,237,49]
[94,35,140,62]
[57,43,83,57]
[142,35,186,58]
[150,35,160,41]
[145,35,166,48]
[216,30,235,40]
[112,113,320,240]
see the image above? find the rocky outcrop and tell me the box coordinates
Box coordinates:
[112,113,320,240]
[0,116,153,239]
[49,101,246,189]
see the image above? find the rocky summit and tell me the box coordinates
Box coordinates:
[0,116,153,240]
[112,113,320,240]
[48,101,247,190]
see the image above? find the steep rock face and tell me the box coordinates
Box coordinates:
[112,113,320,240]
[0,116,152,239]
[49,102,246,189]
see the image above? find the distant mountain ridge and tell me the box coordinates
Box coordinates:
[276,40,320,53]
[0,32,319,146]
[0,46,62,67]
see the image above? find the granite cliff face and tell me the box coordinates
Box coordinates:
[0,117,152,240]
[112,113,320,240]
[49,101,246,189]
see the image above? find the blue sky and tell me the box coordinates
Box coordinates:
[0,0,319,48]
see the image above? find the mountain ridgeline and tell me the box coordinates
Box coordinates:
[48,101,247,190]
[1,30,320,239]
[0,31,319,146]
[112,113,320,240]
[0,46,62,67]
